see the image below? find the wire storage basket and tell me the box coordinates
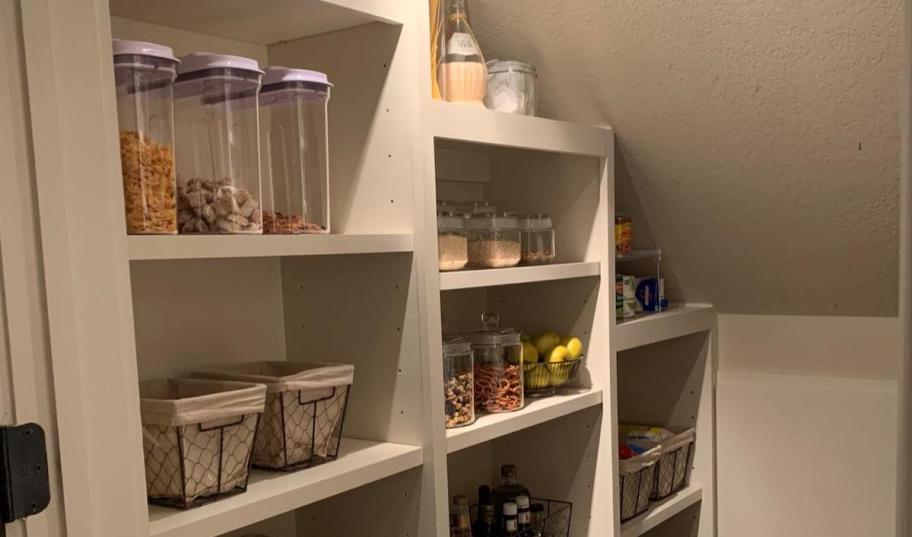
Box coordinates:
[650,429,696,500]
[190,361,354,471]
[472,498,572,537]
[618,448,660,522]
[139,378,266,509]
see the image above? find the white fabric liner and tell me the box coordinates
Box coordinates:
[618,446,662,475]
[189,361,355,394]
[140,378,267,427]
[621,426,696,456]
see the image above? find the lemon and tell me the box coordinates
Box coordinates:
[534,333,561,356]
[547,345,569,363]
[522,342,539,365]
[560,337,583,360]
[525,365,550,389]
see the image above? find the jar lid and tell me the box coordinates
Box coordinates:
[486,60,537,76]
[178,52,263,76]
[463,213,518,230]
[442,336,471,356]
[455,201,498,215]
[468,313,521,345]
[112,39,178,64]
[437,212,465,230]
[515,496,530,508]
[516,213,553,229]
[262,66,332,88]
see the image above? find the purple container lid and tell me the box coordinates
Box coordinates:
[112,39,178,63]
[262,66,332,88]
[178,52,263,76]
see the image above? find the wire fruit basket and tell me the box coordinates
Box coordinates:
[523,357,584,397]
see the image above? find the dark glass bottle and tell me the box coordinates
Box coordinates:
[473,485,496,537]
[491,465,530,529]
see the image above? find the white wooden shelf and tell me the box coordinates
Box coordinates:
[109,0,404,44]
[615,304,716,352]
[429,101,612,157]
[127,234,414,261]
[439,262,601,290]
[446,388,603,453]
[147,438,423,537]
[620,484,703,537]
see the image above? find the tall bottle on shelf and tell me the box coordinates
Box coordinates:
[434,0,487,106]
[473,485,497,537]
[491,464,530,529]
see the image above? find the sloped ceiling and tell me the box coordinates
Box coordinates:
[469,0,902,315]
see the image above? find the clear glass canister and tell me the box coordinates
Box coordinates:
[465,213,521,269]
[517,213,556,265]
[484,60,537,116]
[259,67,331,234]
[468,313,524,413]
[443,337,475,428]
[113,39,179,235]
[174,53,264,234]
[438,212,468,271]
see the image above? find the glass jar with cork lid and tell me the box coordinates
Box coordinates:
[465,213,521,269]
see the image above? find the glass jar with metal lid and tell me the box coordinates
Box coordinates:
[443,336,475,428]
[438,212,468,271]
[484,60,537,116]
[465,213,521,269]
[517,213,556,265]
[468,313,524,413]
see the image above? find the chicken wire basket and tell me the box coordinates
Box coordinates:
[618,448,660,522]
[139,378,266,509]
[190,361,354,471]
[650,429,696,500]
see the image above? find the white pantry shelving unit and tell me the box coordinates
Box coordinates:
[10,1,717,537]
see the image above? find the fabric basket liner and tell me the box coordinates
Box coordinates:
[624,427,696,454]
[618,446,662,475]
[189,361,354,394]
[140,378,267,427]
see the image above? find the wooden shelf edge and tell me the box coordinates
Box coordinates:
[148,439,423,537]
[439,262,601,290]
[446,388,603,454]
[620,484,703,537]
[614,304,716,352]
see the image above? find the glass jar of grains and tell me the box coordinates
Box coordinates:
[517,213,556,265]
[465,213,521,269]
[443,337,475,428]
[438,212,468,271]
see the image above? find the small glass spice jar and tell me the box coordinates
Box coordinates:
[438,212,468,271]
[465,213,521,269]
[443,337,475,428]
[468,313,524,414]
[517,213,556,265]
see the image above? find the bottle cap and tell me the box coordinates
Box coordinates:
[503,502,518,516]
[478,484,492,503]
[516,495,530,508]
[530,503,545,513]
[453,494,469,507]
[501,464,518,478]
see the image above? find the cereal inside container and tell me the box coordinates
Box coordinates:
[465,213,522,269]
[468,313,524,414]
[259,67,332,234]
[112,39,179,235]
[174,53,264,234]
[438,212,468,271]
[517,213,556,265]
[443,337,475,428]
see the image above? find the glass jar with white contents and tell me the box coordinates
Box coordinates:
[484,60,537,116]
[465,213,521,269]
[517,213,556,265]
[438,212,468,271]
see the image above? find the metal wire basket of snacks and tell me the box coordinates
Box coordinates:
[139,378,266,509]
[190,361,354,472]
[618,446,661,522]
[619,425,696,501]
[523,357,584,397]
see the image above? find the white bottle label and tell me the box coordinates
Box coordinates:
[518,511,531,525]
[447,32,479,56]
[506,519,518,532]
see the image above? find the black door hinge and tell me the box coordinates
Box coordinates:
[0,423,50,524]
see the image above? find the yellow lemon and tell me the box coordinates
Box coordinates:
[547,345,569,363]
[560,337,583,360]
[522,342,539,365]
[534,333,561,356]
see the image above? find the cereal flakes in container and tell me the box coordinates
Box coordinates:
[174,53,264,234]
[468,313,524,414]
[112,39,179,235]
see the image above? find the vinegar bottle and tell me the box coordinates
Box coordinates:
[437,0,487,106]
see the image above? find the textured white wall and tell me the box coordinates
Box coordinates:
[468,0,903,315]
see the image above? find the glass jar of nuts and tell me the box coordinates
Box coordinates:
[443,337,475,428]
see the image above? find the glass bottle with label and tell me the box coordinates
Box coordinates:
[503,502,519,535]
[529,503,546,537]
[450,495,473,537]
[473,485,496,537]
[492,464,531,528]
[437,0,487,106]
[516,495,531,533]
